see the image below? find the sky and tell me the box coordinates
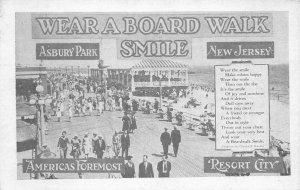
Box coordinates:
[15,12,288,69]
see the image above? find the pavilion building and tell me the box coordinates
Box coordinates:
[91,59,189,92]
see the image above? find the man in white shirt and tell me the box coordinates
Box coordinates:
[138,155,154,178]
[157,155,171,177]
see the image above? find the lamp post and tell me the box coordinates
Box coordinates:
[78,66,80,73]
[87,65,90,78]
[36,84,46,147]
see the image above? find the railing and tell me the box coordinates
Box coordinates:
[269,90,289,104]
[134,81,188,87]
[176,109,214,133]
[167,106,289,148]
[158,102,215,134]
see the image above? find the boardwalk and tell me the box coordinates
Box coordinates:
[42,108,231,179]
[17,90,284,179]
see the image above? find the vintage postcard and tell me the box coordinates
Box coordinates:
[0,0,300,190]
[16,11,290,179]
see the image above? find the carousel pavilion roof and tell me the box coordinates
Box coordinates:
[132,59,187,69]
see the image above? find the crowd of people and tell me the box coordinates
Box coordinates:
[23,68,291,179]
[39,71,216,179]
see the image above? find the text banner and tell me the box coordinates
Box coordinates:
[36,43,99,60]
[207,42,274,59]
[31,13,273,39]
[23,158,124,173]
[204,157,284,173]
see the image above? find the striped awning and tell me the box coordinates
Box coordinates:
[132,60,187,69]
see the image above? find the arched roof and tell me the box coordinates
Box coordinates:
[132,59,187,69]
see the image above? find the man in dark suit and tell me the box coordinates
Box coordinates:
[93,135,106,159]
[122,112,131,133]
[160,128,171,156]
[139,155,154,178]
[157,155,171,177]
[171,126,181,157]
[122,156,135,178]
[121,132,130,158]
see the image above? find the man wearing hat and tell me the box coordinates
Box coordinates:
[92,132,98,157]
[122,156,135,178]
[160,128,171,156]
[171,126,181,157]
[93,134,106,159]
[121,131,130,158]
[122,112,131,134]
[157,155,171,177]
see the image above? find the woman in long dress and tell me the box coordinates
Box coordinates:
[130,112,137,133]
[107,97,112,111]
[71,135,81,159]
[60,101,64,116]
[82,133,92,158]
[112,131,121,158]
[81,102,86,116]
[57,108,62,122]
[111,98,115,111]
[68,105,73,122]
[88,101,93,116]
[98,100,104,115]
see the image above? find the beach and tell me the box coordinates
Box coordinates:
[134,87,290,144]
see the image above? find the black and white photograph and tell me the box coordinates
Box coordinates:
[15,12,291,179]
[0,0,300,190]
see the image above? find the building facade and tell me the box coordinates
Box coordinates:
[91,59,189,91]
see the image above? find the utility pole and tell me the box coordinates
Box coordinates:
[78,66,80,73]
[71,66,74,73]
[87,65,90,78]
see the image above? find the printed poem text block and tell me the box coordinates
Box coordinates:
[215,63,269,151]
